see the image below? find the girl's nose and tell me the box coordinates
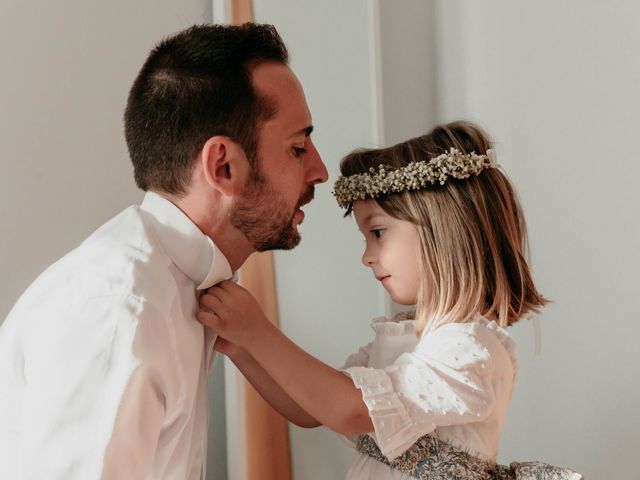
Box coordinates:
[361,249,375,267]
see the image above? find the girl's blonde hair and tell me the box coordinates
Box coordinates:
[340,121,548,334]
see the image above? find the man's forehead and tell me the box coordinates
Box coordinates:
[251,63,312,133]
[251,62,302,102]
[260,96,312,139]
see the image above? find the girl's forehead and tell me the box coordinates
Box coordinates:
[352,199,389,223]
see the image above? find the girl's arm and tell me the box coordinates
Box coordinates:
[199,281,374,436]
[217,338,320,428]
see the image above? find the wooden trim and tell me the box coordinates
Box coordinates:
[239,252,292,480]
[232,0,253,24]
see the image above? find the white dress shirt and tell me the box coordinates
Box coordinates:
[342,317,518,479]
[0,191,232,479]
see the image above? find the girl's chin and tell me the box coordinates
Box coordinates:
[394,300,416,306]
[386,291,417,306]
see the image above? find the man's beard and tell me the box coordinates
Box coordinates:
[230,168,314,252]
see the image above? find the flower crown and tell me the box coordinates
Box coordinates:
[332,148,498,209]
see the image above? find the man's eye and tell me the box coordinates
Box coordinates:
[293,146,306,157]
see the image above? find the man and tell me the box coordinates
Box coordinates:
[0,23,327,479]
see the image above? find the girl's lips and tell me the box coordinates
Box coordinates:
[376,275,390,282]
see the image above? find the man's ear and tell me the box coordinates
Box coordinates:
[200,136,249,197]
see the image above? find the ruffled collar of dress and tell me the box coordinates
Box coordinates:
[369,314,518,373]
[370,315,417,336]
[472,317,518,373]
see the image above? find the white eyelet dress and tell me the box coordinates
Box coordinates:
[341,316,518,480]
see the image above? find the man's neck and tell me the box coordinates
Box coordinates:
[156,190,254,272]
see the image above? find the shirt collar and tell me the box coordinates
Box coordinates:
[139,191,233,290]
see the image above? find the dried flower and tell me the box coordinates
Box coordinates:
[332,148,497,209]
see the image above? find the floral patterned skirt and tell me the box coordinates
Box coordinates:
[355,434,583,480]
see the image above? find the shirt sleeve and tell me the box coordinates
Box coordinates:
[342,325,498,460]
[342,341,374,369]
[333,341,374,448]
[19,295,173,479]
[100,364,166,479]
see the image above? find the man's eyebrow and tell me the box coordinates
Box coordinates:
[289,125,314,138]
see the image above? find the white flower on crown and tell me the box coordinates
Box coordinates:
[332,148,499,209]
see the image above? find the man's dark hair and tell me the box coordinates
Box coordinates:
[124,23,289,195]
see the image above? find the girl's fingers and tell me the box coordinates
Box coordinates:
[200,292,223,311]
[213,337,236,356]
[197,310,222,329]
[213,280,239,295]
[204,287,224,301]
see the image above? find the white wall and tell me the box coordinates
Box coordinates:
[0,3,228,479]
[378,0,438,146]
[434,2,640,478]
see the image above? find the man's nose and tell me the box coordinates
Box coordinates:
[306,143,328,185]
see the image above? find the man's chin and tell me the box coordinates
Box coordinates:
[254,225,301,252]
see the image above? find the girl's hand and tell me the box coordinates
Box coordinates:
[212,336,242,358]
[197,280,271,349]
[200,282,373,435]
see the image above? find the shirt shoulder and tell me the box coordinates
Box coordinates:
[75,205,183,313]
[416,319,517,378]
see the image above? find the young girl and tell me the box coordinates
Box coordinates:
[198,121,582,479]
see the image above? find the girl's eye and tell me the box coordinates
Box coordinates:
[292,146,306,158]
[371,228,384,239]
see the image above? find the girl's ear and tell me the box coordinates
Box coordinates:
[200,136,250,197]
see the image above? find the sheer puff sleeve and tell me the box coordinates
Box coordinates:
[343,341,374,369]
[343,323,503,460]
